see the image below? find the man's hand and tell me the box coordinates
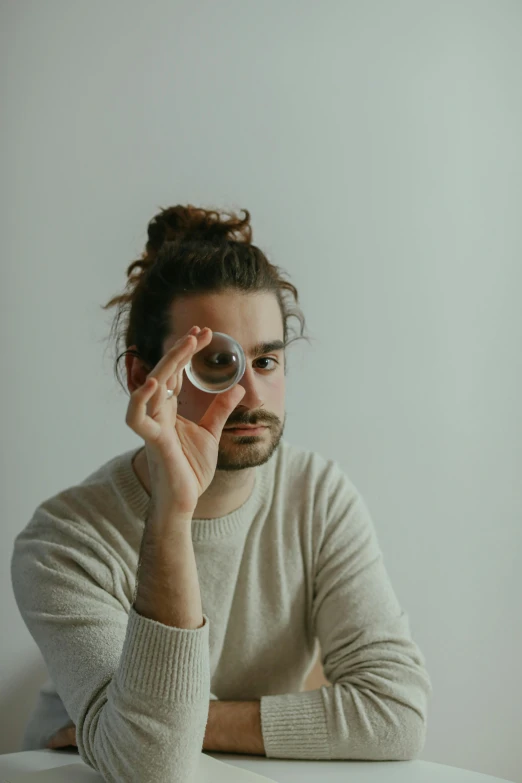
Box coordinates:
[47,724,77,749]
[203,700,265,755]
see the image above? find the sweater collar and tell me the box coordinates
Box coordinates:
[112,443,279,541]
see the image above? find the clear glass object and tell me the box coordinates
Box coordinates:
[184,331,246,393]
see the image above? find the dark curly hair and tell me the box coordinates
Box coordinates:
[101,204,312,393]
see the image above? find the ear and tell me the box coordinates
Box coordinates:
[125,346,151,394]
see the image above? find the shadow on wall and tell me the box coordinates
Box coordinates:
[0,655,48,754]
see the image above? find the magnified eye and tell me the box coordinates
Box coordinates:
[185,332,246,393]
[204,352,238,368]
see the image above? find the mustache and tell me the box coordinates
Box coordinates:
[225,416,275,427]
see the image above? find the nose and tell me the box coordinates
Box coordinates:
[236,364,264,410]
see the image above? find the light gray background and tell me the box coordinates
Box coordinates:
[1,2,520,781]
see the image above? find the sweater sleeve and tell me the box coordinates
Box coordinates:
[260,461,432,761]
[11,509,210,783]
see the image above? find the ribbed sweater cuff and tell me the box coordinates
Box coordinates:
[115,605,210,703]
[260,689,331,759]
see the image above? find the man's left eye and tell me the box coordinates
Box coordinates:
[256,358,278,370]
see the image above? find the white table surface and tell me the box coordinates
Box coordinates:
[0,749,515,783]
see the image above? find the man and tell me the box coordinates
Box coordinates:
[12,281,431,782]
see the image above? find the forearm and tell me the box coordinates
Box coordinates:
[260,678,429,760]
[134,504,204,629]
[203,701,265,756]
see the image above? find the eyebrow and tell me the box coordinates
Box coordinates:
[248,340,286,358]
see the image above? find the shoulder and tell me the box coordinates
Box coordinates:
[12,448,141,569]
[274,439,360,506]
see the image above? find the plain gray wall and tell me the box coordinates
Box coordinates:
[1,2,521,781]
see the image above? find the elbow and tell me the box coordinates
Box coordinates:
[380,705,427,761]
[363,664,431,761]
[337,689,429,761]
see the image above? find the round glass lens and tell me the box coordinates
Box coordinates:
[184,331,246,393]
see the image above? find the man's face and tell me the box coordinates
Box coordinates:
[163,290,287,471]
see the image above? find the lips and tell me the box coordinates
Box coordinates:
[225,426,266,430]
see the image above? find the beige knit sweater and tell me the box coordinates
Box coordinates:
[11,438,431,782]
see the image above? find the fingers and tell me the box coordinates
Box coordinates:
[164,326,201,392]
[143,327,211,415]
[126,327,212,438]
[198,384,246,441]
[125,375,163,441]
[146,336,195,411]
[47,724,77,749]
[149,327,213,390]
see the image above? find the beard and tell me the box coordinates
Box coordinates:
[216,414,285,471]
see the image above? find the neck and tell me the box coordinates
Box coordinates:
[132,447,256,520]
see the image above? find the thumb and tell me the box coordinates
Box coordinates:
[198,385,246,441]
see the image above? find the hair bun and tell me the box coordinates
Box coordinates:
[144,204,252,261]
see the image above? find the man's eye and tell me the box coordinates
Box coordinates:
[256,357,279,370]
